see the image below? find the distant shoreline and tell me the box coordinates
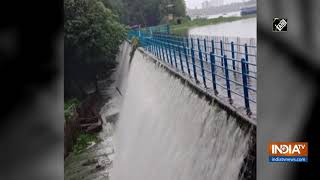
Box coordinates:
[171,15,256,35]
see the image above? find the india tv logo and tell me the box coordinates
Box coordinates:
[269,142,308,162]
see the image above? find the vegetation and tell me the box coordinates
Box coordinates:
[64,0,127,99]
[102,0,186,26]
[159,0,186,24]
[73,133,101,154]
[171,15,256,35]
[64,98,80,121]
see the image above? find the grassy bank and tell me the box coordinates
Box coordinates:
[73,132,101,154]
[64,93,103,157]
[64,98,80,121]
[171,15,256,35]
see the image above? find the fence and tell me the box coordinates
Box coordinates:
[128,24,170,39]
[128,27,256,116]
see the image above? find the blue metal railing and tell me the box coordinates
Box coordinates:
[128,27,256,116]
[128,24,170,40]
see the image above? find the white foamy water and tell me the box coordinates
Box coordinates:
[111,45,252,180]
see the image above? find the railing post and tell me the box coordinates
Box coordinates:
[197,38,201,51]
[151,38,153,54]
[151,38,154,55]
[204,38,208,62]
[152,38,154,54]
[158,39,161,59]
[244,43,249,75]
[223,55,232,104]
[220,40,224,66]
[154,37,157,56]
[178,45,184,73]
[168,43,173,66]
[148,38,151,52]
[186,37,189,55]
[191,48,198,82]
[165,42,170,64]
[161,41,165,61]
[186,37,189,48]
[157,39,161,59]
[159,40,162,59]
[153,38,156,56]
[153,37,157,57]
[191,37,194,57]
[173,45,178,69]
[151,37,154,55]
[197,38,206,87]
[184,46,191,76]
[210,52,218,94]
[241,58,251,115]
[231,41,236,70]
[211,39,215,54]
[199,46,207,88]
[155,39,158,58]
[191,38,194,49]
[159,39,161,59]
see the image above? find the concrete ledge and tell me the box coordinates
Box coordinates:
[137,47,257,127]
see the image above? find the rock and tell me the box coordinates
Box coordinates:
[80,119,103,133]
[97,157,112,169]
[82,158,98,166]
[105,113,119,124]
[85,122,102,133]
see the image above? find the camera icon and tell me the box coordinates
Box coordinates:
[273,18,287,32]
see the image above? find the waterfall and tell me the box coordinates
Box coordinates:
[110,43,253,180]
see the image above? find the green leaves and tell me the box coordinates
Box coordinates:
[64,98,80,121]
[73,133,101,154]
[64,0,126,64]
[104,0,186,26]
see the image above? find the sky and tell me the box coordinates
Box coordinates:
[185,0,248,9]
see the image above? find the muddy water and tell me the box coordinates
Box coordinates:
[188,17,257,38]
[111,47,255,180]
[65,41,255,180]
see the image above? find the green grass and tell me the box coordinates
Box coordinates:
[64,99,101,155]
[171,15,256,35]
[64,98,80,121]
[73,133,101,154]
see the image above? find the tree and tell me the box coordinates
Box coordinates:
[107,0,187,26]
[101,0,127,23]
[173,0,186,17]
[64,0,127,99]
[65,0,126,62]
[159,0,186,24]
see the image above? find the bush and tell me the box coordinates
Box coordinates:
[73,133,101,154]
[64,0,127,99]
[65,0,127,63]
[64,98,80,120]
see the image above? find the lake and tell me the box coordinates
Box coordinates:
[188,17,257,38]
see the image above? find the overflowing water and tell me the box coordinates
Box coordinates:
[188,17,257,38]
[111,44,254,180]
[64,42,134,180]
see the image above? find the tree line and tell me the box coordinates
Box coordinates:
[103,0,187,26]
[64,0,187,99]
[64,0,126,99]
